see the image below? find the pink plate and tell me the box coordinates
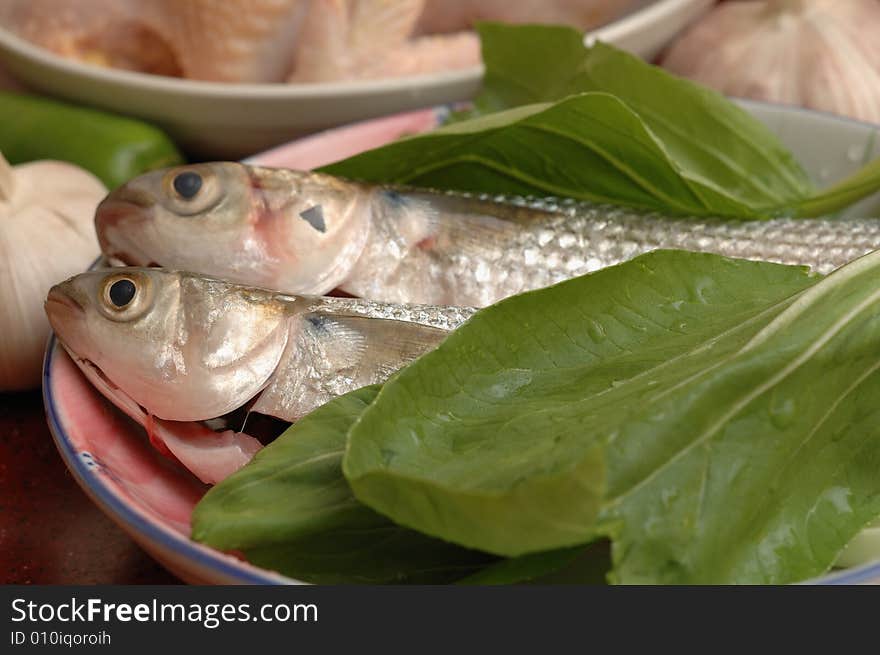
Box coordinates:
[43,104,880,584]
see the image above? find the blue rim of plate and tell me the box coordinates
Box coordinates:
[43,330,880,585]
[42,333,292,585]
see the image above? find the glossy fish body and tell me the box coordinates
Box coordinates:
[96,163,880,307]
[45,267,472,482]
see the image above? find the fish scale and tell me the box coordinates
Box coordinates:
[342,188,880,306]
[309,295,477,330]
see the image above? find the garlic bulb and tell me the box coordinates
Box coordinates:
[0,152,105,390]
[661,0,880,123]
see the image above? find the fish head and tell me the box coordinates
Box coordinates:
[95,162,255,270]
[96,163,373,295]
[45,268,291,422]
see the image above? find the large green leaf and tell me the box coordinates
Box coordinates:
[325,93,756,215]
[191,386,495,584]
[192,385,595,584]
[457,542,610,585]
[343,250,880,582]
[600,251,880,583]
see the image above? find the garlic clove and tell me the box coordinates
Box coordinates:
[661,0,880,124]
[0,152,106,390]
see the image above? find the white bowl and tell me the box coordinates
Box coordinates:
[587,0,713,59]
[0,0,712,158]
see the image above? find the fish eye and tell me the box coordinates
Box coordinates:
[161,167,222,216]
[172,171,203,200]
[98,273,154,322]
[107,278,137,308]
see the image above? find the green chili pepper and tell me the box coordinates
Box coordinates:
[0,91,184,189]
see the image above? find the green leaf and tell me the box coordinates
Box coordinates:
[473,22,591,115]
[601,252,880,583]
[456,544,607,585]
[325,93,765,216]
[343,252,816,554]
[241,527,488,585]
[343,250,880,583]
[473,24,814,210]
[191,386,495,584]
[192,384,593,584]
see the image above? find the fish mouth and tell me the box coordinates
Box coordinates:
[45,286,86,334]
[45,289,84,315]
[94,205,154,266]
[94,188,155,255]
[95,200,148,234]
[102,186,156,210]
[94,187,163,267]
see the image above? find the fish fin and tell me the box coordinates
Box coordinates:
[0,151,13,202]
[429,210,522,260]
[415,190,542,251]
[386,189,530,260]
[341,190,527,303]
[250,311,448,421]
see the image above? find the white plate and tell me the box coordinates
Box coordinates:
[0,0,711,158]
[738,99,880,217]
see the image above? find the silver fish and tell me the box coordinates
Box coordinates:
[45,267,473,482]
[95,162,880,307]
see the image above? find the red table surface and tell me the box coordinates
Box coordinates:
[0,390,179,584]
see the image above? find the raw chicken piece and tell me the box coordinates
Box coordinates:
[151,0,310,83]
[0,0,309,82]
[0,0,637,83]
[288,0,479,82]
[0,0,181,76]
